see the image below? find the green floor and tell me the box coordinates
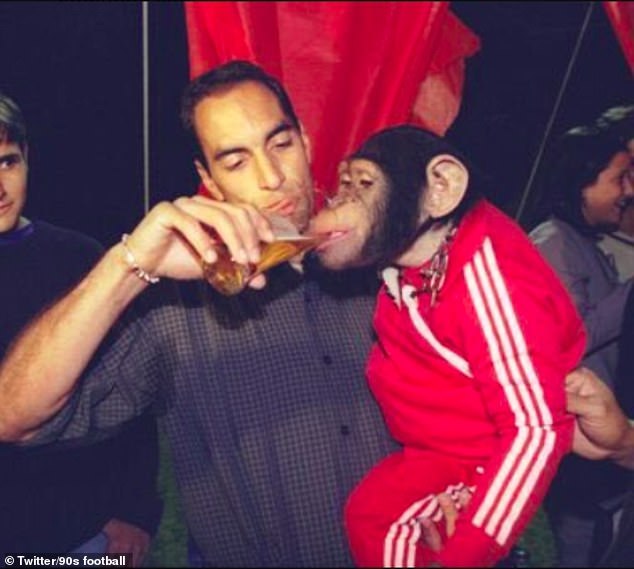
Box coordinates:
[145,431,556,567]
[145,433,187,567]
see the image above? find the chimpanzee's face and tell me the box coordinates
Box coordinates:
[311,157,423,269]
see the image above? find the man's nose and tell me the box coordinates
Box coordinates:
[256,154,285,191]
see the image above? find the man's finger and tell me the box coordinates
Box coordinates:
[247,273,267,290]
[566,391,589,415]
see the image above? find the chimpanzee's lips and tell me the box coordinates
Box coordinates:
[315,230,349,251]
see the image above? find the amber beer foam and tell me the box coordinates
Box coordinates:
[202,234,326,296]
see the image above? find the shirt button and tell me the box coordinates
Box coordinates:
[340,425,350,436]
[323,355,332,365]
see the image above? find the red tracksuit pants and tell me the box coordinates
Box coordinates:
[345,450,480,567]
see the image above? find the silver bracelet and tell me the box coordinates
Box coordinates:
[120,233,160,284]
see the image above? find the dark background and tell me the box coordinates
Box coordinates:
[450,1,632,228]
[0,1,631,246]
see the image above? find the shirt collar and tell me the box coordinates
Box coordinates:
[381,266,402,308]
[0,218,34,245]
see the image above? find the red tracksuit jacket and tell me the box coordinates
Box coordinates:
[366,200,586,567]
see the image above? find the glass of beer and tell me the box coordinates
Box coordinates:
[201,214,326,296]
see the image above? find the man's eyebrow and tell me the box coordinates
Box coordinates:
[212,121,294,162]
[265,121,293,143]
[0,151,22,162]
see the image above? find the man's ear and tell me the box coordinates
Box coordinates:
[299,122,312,164]
[194,159,225,201]
[422,154,469,218]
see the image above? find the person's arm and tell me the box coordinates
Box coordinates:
[0,197,273,442]
[0,244,146,441]
[566,367,634,470]
[431,234,586,568]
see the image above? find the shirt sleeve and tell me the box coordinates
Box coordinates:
[23,285,168,448]
[436,236,587,567]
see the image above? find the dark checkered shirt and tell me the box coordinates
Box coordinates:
[34,259,399,567]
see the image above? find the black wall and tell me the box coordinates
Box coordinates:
[450,1,632,228]
[0,1,193,246]
[0,1,631,246]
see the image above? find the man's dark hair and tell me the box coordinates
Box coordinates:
[542,112,631,234]
[180,60,300,166]
[0,92,27,153]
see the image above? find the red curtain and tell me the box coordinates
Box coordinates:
[184,1,480,198]
[604,1,634,73]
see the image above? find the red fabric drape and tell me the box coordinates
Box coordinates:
[604,1,634,73]
[184,1,480,199]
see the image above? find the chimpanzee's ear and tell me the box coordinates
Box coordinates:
[422,154,469,218]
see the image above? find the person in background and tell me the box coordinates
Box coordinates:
[598,202,634,283]
[529,107,634,567]
[0,92,162,567]
[310,124,585,567]
[0,61,397,567]
[597,106,634,283]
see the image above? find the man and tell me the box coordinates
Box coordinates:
[529,111,634,567]
[309,125,585,567]
[0,61,396,567]
[0,92,162,565]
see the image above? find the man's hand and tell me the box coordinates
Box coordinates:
[103,518,151,567]
[121,196,275,287]
[565,367,631,461]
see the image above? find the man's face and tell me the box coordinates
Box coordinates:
[310,158,391,269]
[0,140,27,234]
[194,81,314,232]
[581,150,634,231]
